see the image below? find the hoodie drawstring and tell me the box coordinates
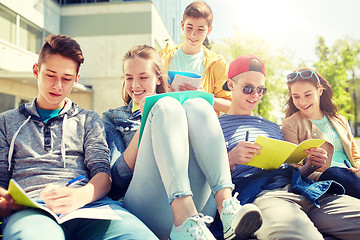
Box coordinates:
[8,116,31,171]
[61,114,67,168]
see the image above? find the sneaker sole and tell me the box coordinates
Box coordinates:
[224,209,262,240]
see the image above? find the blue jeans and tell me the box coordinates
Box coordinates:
[2,198,157,240]
[318,166,360,199]
[123,97,233,239]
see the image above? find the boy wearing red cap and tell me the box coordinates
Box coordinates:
[216,54,360,239]
[160,1,231,115]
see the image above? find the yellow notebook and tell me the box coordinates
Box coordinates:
[8,179,123,224]
[242,136,326,170]
[8,179,42,208]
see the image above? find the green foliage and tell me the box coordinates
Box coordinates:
[208,28,360,125]
[210,27,293,121]
[313,36,360,121]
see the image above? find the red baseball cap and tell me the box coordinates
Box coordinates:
[223,54,266,91]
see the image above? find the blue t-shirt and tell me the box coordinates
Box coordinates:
[36,107,62,122]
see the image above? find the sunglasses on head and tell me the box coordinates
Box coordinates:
[287,70,320,84]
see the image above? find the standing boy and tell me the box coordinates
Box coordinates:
[160,1,231,114]
[0,34,157,239]
[217,54,360,239]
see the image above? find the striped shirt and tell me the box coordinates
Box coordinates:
[219,114,284,179]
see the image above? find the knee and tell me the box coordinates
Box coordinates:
[153,96,184,116]
[3,210,64,240]
[183,98,214,118]
[108,212,158,240]
[256,225,321,240]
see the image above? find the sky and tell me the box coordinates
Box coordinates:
[182,0,360,65]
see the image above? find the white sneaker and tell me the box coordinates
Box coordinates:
[221,193,262,240]
[169,213,216,240]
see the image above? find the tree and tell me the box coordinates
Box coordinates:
[313,36,360,127]
[210,27,293,122]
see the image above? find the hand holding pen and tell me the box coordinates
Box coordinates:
[66,175,86,187]
[344,160,360,176]
[39,176,86,214]
[229,129,262,166]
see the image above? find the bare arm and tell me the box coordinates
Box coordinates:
[122,128,140,171]
[122,93,151,171]
[213,97,231,113]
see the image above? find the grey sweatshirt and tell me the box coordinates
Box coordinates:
[0,98,111,198]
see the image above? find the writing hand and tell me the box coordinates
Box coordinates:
[39,183,84,214]
[228,141,262,168]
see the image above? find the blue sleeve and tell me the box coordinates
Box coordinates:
[102,111,133,191]
[102,111,126,167]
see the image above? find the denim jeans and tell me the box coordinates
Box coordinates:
[318,166,360,199]
[123,97,233,239]
[2,198,157,240]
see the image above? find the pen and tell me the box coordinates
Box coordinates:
[344,160,352,168]
[66,175,86,187]
[245,130,249,141]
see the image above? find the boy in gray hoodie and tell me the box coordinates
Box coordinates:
[0,35,157,239]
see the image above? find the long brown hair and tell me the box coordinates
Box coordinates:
[121,45,168,105]
[284,67,338,118]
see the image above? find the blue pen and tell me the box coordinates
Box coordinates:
[344,160,352,168]
[66,175,86,187]
[245,130,249,141]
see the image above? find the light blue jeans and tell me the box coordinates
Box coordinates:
[124,97,233,239]
[2,198,158,240]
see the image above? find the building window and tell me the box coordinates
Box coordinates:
[0,92,15,113]
[19,18,43,53]
[0,5,16,44]
[0,4,49,54]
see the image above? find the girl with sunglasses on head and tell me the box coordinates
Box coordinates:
[102,45,262,240]
[282,67,360,199]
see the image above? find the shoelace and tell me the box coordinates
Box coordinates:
[227,192,240,210]
[188,214,214,239]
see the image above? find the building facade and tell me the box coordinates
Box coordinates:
[0,0,184,114]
